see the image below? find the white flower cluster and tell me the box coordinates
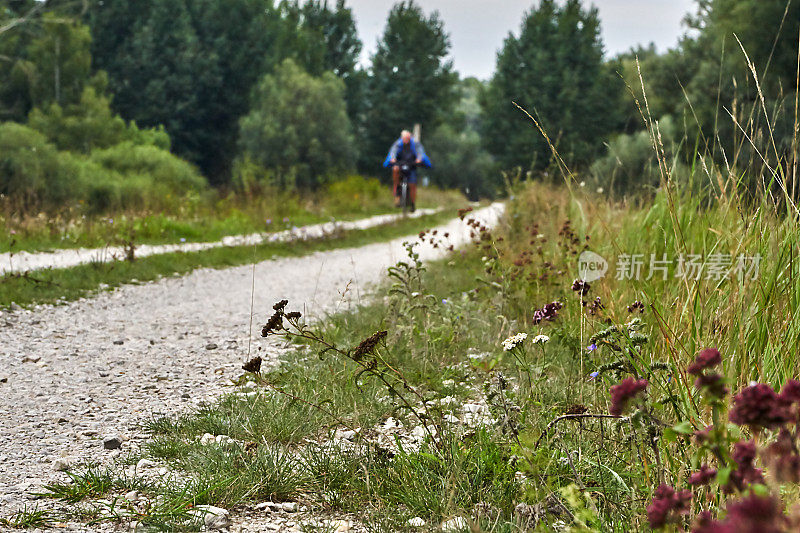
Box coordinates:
[502,333,527,351]
[531,334,550,345]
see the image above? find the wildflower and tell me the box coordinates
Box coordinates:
[722,494,787,532]
[442,298,448,305]
[587,343,597,352]
[180,237,186,243]
[531,334,550,345]
[694,373,729,400]
[266,219,272,225]
[729,383,790,429]
[609,377,648,416]
[687,348,722,375]
[687,464,717,486]
[571,279,591,296]
[724,440,765,492]
[646,484,691,529]
[763,428,800,483]
[351,330,387,361]
[283,217,289,222]
[779,379,800,405]
[589,371,599,381]
[532,301,563,324]
[627,300,645,313]
[502,333,527,351]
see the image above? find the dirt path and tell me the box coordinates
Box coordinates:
[0,204,503,528]
[0,208,440,275]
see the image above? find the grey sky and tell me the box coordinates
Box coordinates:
[348,0,697,80]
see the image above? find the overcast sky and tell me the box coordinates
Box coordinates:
[348,0,697,80]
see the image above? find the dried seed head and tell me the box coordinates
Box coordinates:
[242,356,262,373]
[261,312,283,336]
[273,299,289,311]
[352,330,388,361]
[286,311,302,320]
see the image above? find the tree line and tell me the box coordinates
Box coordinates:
[2,0,798,212]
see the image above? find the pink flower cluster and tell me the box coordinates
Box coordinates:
[609,377,648,416]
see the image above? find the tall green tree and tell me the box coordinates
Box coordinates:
[681,0,800,169]
[238,59,355,189]
[481,0,614,172]
[87,0,286,184]
[361,1,456,171]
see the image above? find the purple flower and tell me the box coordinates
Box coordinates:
[646,484,691,529]
[694,373,728,399]
[266,219,272,225]
[687,464,717,486]
[283,217,289,223]
[571,279,590,296]
[532,301,563,324]
[180,237,186,243]
[729,383,790,429]
[442,299,448,305]
[687,347,722,375]
[724,440,765,492]
[723,494,786,532]
[609,377,648,416]
[589,371,599,380]
[587,343,597,352]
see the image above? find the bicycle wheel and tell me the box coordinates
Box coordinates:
[401,182,409,214]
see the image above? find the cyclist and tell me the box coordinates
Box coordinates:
[383,130,431,212]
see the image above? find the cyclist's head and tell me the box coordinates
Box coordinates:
[401,130,412,143]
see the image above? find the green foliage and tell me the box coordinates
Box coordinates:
[426,78,499,199]
[361,0,457,171]
[427,124,497,200]
[482,0,614,172]
[238,59,355,189]
[0,121,75,210]
[590,115,697,197]
[27,83,170,153]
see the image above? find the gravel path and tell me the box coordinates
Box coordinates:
[0,204,503,529]
[0,208,440,275]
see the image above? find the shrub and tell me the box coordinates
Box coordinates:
[89,142,206,197]
[0,122,77,211]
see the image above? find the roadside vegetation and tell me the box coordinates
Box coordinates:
[1,177,462,254]
[0,209,456,309]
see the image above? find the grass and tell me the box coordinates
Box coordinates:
[0,209,457,309]
[1,180,464,254]
[51,176,795,531]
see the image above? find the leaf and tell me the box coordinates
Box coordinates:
[671,421,694,434]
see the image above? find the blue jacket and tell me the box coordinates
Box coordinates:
[382,137,432,170]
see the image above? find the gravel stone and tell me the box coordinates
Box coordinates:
[102,435,123,450]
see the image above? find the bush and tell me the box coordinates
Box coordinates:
[590,116,692,197]
[0,122,77,210]
[89,142,206,197]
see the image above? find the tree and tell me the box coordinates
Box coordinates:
[361,1,456,172]
[481,0,614,173]
[681,0,800,171]
[87,0,286,184]
[238,59,355,189]
[426,77,499,199]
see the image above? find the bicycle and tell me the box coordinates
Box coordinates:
[395,161,416,214]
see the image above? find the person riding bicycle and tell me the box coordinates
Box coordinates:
[383,130,431,212]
